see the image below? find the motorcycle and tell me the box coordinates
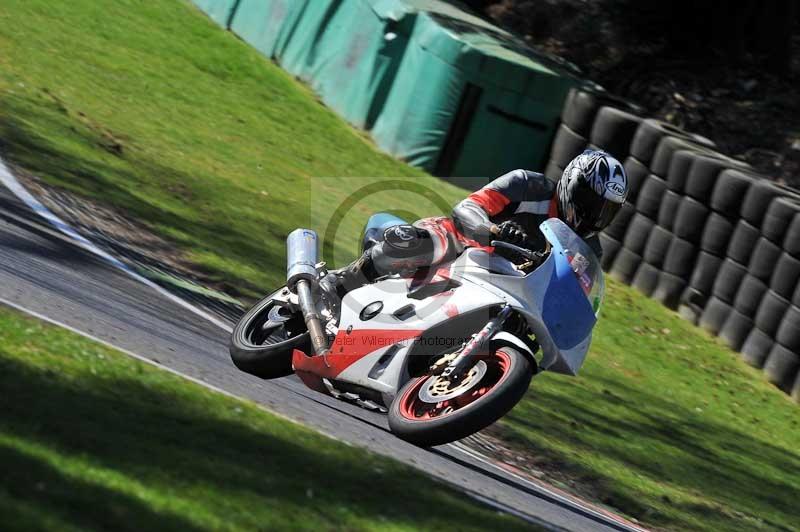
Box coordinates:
[230,215,604,446]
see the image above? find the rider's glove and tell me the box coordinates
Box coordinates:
[496,221,527,246]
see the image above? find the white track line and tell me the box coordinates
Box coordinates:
[0,295,241,401]
[0,159,232,333]
[451,442,648,532]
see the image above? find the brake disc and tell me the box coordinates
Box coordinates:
[417,360,487,403]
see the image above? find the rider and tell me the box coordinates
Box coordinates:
[344,149,629,284]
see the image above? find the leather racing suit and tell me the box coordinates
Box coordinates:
[365,169,603,278]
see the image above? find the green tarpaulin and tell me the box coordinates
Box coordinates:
[192,0,239,28]
[228,0,306,58]
[231,0,415,129]
[371,3,580,184]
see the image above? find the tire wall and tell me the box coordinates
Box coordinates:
[551,87,800,401]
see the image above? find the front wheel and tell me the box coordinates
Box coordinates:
[388,347,534,446]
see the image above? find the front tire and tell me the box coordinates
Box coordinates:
[388,347,533,446]
[229,289,310,379]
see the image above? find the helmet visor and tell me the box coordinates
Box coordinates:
[573,181,622,234]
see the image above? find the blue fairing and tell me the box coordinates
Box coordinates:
[540,226,597,350]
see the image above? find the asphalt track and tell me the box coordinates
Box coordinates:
[0,182,646,532]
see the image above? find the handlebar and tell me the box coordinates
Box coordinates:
[490,240,547,262]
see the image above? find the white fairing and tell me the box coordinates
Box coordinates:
[450,249,593,375]
[336,276,505,402]
[329,219,601,400]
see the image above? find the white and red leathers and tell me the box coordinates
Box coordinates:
[367,169,603,279]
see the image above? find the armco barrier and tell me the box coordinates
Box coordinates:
[200,0,582,185]
[547,87,800,401]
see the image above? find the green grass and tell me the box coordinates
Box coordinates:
[0,306,535,532]
[499,281,800,531]
[1,1,799,531]
[0,0,464,297]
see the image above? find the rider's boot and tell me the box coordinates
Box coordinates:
[335,249,379,294]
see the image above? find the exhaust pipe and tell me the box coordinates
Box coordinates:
[286,229,329,356]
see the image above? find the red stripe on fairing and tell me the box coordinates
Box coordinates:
[292,328,424,379]
[292,351,329,394]
[467,188,510,216]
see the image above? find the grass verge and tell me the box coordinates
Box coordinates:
[0,305,534,531]
[0,0,798,531]
[0,0,464,298]
[497,281,800,531]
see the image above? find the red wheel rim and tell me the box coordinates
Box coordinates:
[397,350,512,421]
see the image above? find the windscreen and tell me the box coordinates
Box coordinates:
[540,219,605,315]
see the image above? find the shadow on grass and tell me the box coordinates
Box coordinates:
[0,443,206,532]
[0,351,528,531]
[502,375,799,530]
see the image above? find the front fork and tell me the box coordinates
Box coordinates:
[441,305,513,382]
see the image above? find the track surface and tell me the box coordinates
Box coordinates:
[0,184,643,532]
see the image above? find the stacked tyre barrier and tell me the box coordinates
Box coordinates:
[547,88,800,402]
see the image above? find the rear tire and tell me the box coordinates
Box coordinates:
[229,289,310,379]
[388,348,533,447]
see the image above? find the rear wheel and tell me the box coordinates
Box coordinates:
[388,347,533,446]
[229,289,310,379]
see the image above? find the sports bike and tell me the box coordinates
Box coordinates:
[230,215,603,446]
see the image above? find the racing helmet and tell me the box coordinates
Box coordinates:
[557,150,628,236]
